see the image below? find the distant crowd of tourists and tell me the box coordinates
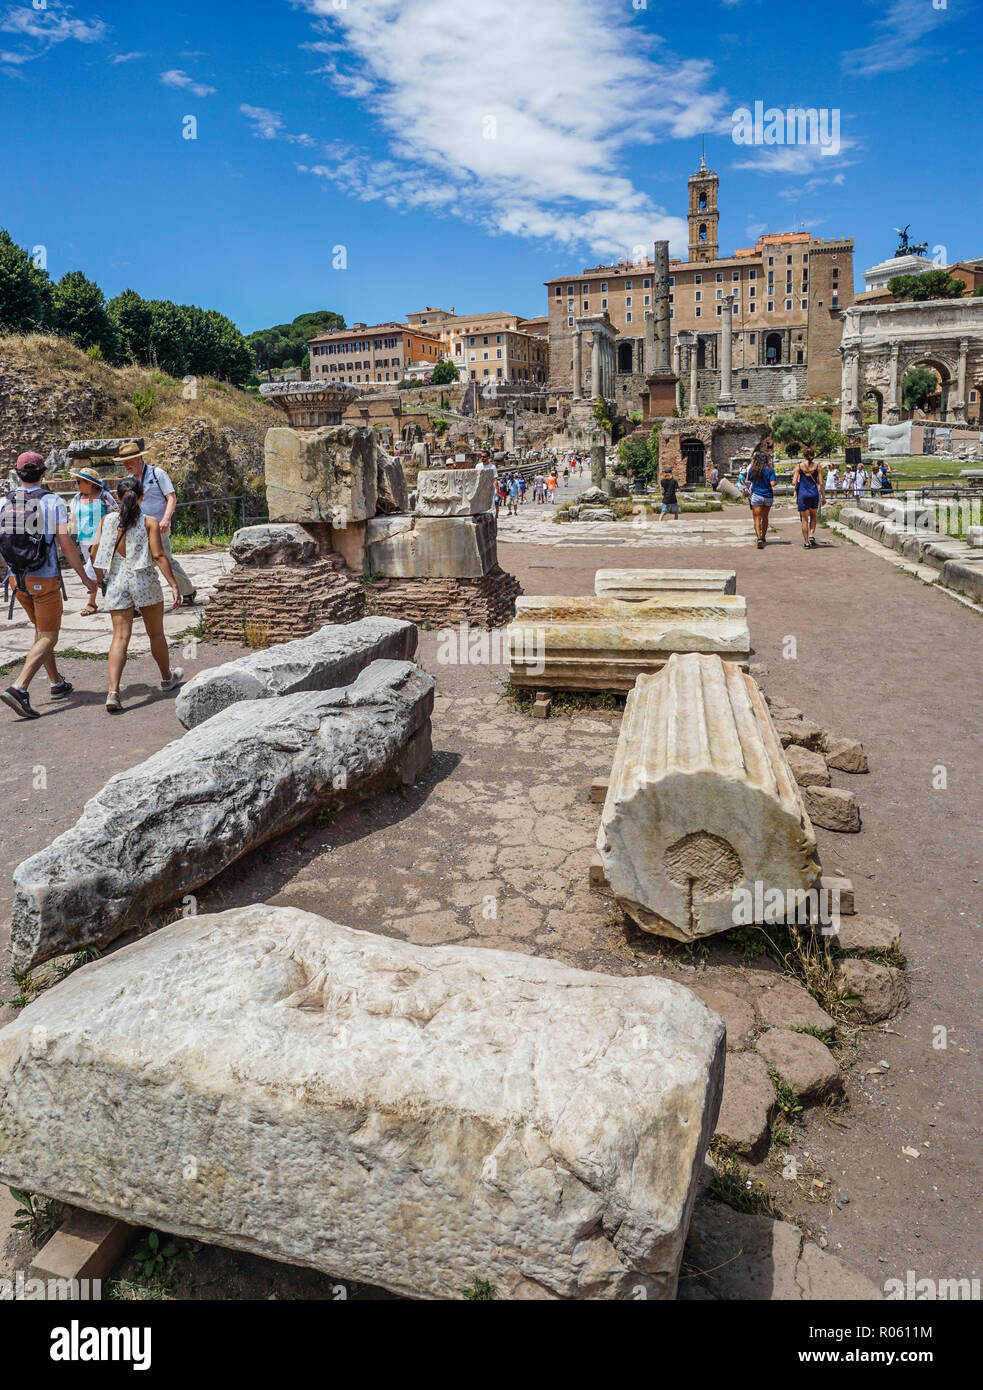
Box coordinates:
[1,443,197,720]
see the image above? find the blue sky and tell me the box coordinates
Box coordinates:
[1,0,979,334]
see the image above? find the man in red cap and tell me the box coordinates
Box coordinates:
[0,451,98,719]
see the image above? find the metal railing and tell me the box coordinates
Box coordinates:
[170,495,268,542]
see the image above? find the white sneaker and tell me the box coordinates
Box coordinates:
[160,667,184,692]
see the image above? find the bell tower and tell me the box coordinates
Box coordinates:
[688,153,719,264]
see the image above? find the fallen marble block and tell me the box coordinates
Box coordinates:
[508,603,750,693]
[515,594,747,624]
[11,661,433,973]
[366,512,497,579]
[416,467,494,516]
[376,451,409,515]
[265,423,379,524]
[598,654,821,941]
[595,568,737,599]
[0,904,726,1301]
[176,616,418,729]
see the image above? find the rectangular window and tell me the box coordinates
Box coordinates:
[695,274,702,285]
[583,301,589,311]
[741,379,749,390]
[566,284,574,295]
[625,280,632,290]
[667,277,674,287]
[625,296,632,307]
[768,301,774,312]
[601,282,608,292]
[749,302,757,313]
[749,269,756,280]
[581,283,589,294]
[801,299,808,309]
[695,307,701,318]
[796,350,804,364]
[750,333,756,344]
[626,311,632,323]
[803,253,809,262]
[785,299,792,310]
[716,272,723,282]
[669,308,674,319]
[601,298,607,308]
[695,291,701,302]
[787,254,793,264]
[568,317,574,326]
[644,278,651,288]
[644,294,650,306]
[733,271,740,281]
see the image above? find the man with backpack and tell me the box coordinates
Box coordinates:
[1,451,99,719]
[118,441,196,606]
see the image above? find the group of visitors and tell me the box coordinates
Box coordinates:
[491,464,563,515]
[825,461,893,497]
[0,443,195,720]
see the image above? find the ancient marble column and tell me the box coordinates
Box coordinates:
[573,329,584,399]
[717,296,736,419]
[887,346,901,425]
[653,240,671,373]
[592,332,602,400]
[843,351,862,432]
[689,342,699,417]
[591,444,606,489]
[955,339,969,423]
[672,340,682,410]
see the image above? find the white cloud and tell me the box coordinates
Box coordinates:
[732,138,857,176]
[778,172,846,202]
[286,0,731,258]
[843,0,950,77]
[240,104,315,146]
[160,68,215,98]
[111,52,145,65]
[0,2,107,71]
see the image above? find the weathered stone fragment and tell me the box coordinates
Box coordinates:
[376,452,409,516]
[598,655,821,940]
[752,978,836,1038]
[784,744,831,788]
[595,568,737,599]
[366,513,497,579]
[514,594,747,624]
[0,905,726,1301]
[773,718,828,752]
[265,424,379,524]
[176,617,417,729]
[681,1204,881,1300]
[416,468,494,516]
[229,523,318,567]
[834,959,909,1023]
[803,785,862,833]
[714,1051,774,1160]
[826,737,869,773]
[754,1029,841,1100]
[11,661,434,973]
[833,914,901,956]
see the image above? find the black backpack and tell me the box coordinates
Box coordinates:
[0,486,60,618]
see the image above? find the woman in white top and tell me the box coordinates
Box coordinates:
[92,475,184,713]
[853,465,868,498]
[826,465,840,496]
[841,468,854,497]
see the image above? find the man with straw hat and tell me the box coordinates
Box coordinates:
[69,461,117,615]
[117,441,196,606]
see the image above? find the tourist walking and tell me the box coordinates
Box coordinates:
[518,474,528,505]
[710,464,720,491]
[506,474,520,515]
[69,465,117,614]
[659,469,680,520]
[793,447,825,548]
[117,441,196,606]
[747,444,777,549]
[91,476,184,713]
[853,463,868,499]
[877,461,893,494]
[546,472,557,504]
[1,452,99,719]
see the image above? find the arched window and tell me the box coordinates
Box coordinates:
[699,193,708,211]
[699,223,708,242]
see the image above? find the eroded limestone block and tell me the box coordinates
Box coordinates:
[265,424,379,525]
[230,523,318,567]
[366,512,497,579]
[515,595,747,624]
[0,905,726,1301]
[11,662,434,973]
[598,654,821,940]
[416,467,494,517]
[595,569,737,599]
[175,617,418,729]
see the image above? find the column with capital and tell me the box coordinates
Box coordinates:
[843,351,862,432]
[689,341,699,416]
[673,339,682,411]
[887,345,901,424]
[954,339,969,423]
[717,296,736,419]
[573,328,584,399]
[591,331,602,400]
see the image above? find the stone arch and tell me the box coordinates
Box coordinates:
[901,356,952,417]
[862,387,884,424]
[617,341,634,374]
[680,436,706,487]
[765,332,783,366]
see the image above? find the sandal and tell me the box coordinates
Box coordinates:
[80,603,99,617]
[106,691,122,713]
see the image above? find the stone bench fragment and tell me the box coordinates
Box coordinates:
[598,654,821,940]
[416,467,494,516]
[11,661,434,973]
[595,568,737,599]
[176,616,417,729]
[508,601,750,693]
[0,904,726,1301]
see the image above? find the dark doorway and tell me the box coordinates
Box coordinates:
[617,341,633,373]
[765,332,782,365]
[681,437,706,487]
[696,338,707,369]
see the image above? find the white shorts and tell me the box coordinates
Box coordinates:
[104,566,164,612]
